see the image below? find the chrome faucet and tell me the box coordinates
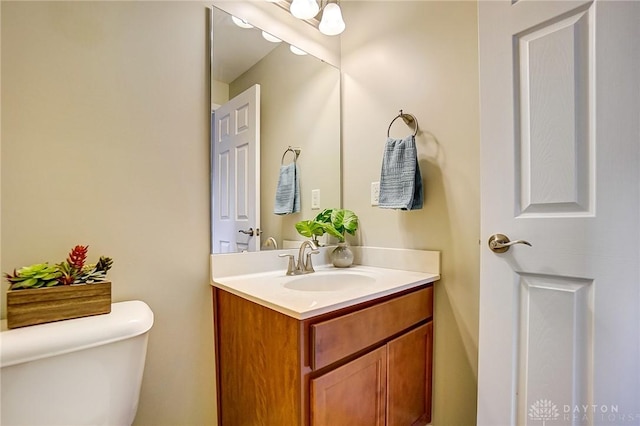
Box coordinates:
[261,236,278,250]
[297,240,319,273]
[279,240,319,275]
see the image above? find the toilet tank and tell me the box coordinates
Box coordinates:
[1,300,154,426]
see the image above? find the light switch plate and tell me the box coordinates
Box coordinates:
[311,189,320,209]
[371,182,380,206]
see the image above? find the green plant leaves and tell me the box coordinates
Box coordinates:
[331,209,359,236]
[4,247,114,290]
[295,220,326,238]
[319,223,344,241]
[313,209,333,223]
[296,208,359,243]
[4,263,61,290]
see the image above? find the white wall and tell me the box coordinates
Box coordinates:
[1,2,216,425]
[340,2,480,424]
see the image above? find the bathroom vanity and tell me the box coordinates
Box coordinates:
[210,247,439,426]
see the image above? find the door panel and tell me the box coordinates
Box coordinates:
[515,274,592,423]
[478,1,640,425]
[212,84,260,253]
[515,6,593,216]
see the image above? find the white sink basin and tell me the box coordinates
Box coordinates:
[211,255,440,319]
[284,271,376,292]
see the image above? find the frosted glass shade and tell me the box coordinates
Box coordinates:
[319,3,345,36]
[289,45,308,56]
[262,31,281,43]
[290,0,319,20]
[231,16,253,29]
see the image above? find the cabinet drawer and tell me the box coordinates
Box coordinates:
[311,286,432,370]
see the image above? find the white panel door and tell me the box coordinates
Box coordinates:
[478,1,640,425]
[212,84,260,253]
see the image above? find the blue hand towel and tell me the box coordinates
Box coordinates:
[273,162,301,215]
[379,135,423,210]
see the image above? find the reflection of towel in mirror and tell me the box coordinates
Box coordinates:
[274,162,301,215]
[379,135,423,210]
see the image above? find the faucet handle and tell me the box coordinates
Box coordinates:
[304,250,320,273]
[278,254,296,276]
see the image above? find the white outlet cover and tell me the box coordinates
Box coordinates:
[311,189,320,209]
[371,182,380,206]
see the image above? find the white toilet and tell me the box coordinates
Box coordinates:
[0,300,154,426]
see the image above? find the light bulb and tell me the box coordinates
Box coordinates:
[289,0,319,20]
[262,31,282,43]
[319,3,345,36]
[231,16,253,29]
[289,45,308,56]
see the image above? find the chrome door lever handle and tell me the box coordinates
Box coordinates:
[488,233,532,253]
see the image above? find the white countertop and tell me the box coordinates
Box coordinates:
[210,247,440,320]
[211,264,438,319]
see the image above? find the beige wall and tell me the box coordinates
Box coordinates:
[340,2,480,424]
[230,43,341,248]
[2,1,480,425]
[1,2,216,425]
[211,78,229,108]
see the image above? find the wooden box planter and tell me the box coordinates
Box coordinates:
[6,281,112,329]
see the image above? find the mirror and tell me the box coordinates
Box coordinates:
[210,6,341,253]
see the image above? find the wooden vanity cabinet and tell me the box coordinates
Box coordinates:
[310,345,388,426]
[311,323,432,426]
[386,322,433,425]
[212,284,433,426]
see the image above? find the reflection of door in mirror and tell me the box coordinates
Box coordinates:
[212,85,260,253]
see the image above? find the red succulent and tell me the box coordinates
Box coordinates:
[67,245,88,270]
[57,245,89,285]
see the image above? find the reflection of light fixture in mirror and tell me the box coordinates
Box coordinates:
[319,2,345,36]
[289,45,308,56]
[262,31,282,43]
[289,0,319,20]
[231,16,253,29]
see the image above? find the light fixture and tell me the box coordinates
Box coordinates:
[319,2,345,36]
[289,45,308,56]
[231,16,253,29]
[289,0,320,20]
[262,31,282,43]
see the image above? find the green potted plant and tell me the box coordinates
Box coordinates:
[4,245,114,328]
[295,208,359,267]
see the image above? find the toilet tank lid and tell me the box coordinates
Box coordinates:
[1,300,154,368]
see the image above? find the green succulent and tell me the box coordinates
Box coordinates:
[5,248,115,289]
[76,256,114,284]
[4,263,61,290]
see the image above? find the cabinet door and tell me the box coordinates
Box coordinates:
[387,322,433,426]
[310,346,387,426]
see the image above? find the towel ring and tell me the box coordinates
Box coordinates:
[281,146,301,165]
[387,110,419,137]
